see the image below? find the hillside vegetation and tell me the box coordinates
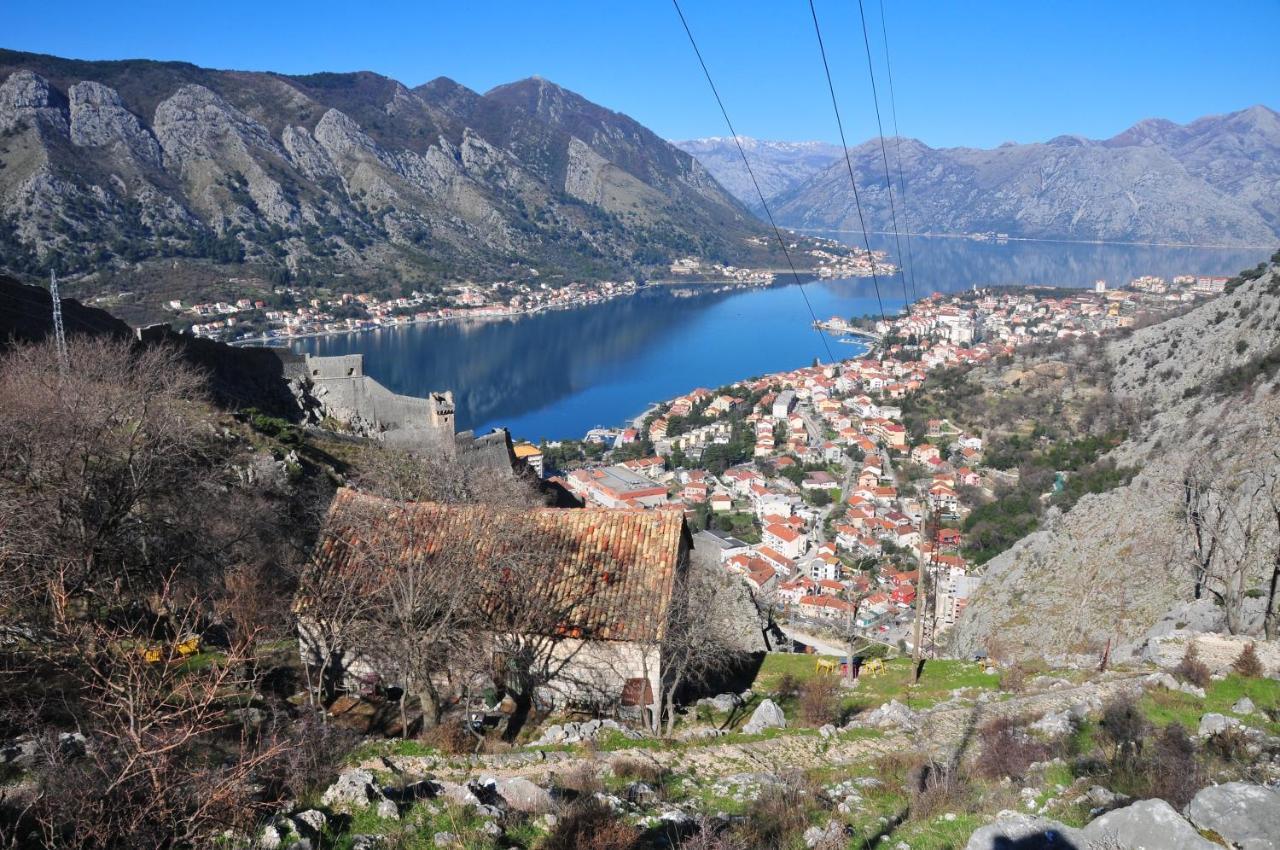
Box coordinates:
[950,253,1280,663]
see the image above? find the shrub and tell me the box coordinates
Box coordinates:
[976,716,1052,781]
[999,664,1029,693]
[677,823,741,850]
[555,763,603,796]
[908,759,969,821]
[260,710,359,801]
[1231,642,1264,678]
[798,676,841,727]
[1099,694,1148,764]
[610,756,668,786]
[1174,643,1211,688]
[541,797,640,850]
[1204,725,1252,765]
[1145,723,1201,808]
[773,672,802,702]
[427,716,478,756]
[734,780,816,849]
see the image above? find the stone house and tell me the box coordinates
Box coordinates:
[299,489,692,716]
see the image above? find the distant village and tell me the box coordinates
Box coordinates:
[515,271,1232,653]
[180,279,640,343]
[179,236,899,343]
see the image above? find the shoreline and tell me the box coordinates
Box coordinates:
[227,291,633,348]
[226,275,796,349]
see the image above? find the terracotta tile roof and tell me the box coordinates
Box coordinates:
[313,488,689,643]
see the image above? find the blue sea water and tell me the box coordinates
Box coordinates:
[292,236,1269,442]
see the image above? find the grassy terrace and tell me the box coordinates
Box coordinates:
[351,654,998,764]
[333,657,1279,850]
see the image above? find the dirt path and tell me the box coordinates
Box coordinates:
[366,674,1143,785]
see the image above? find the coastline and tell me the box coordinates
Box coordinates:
[226,275,797,349]
[227,291,630,348]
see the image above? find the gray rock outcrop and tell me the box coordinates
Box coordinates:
[1187,782,1280,850]
[319,768,394,815]
[743,699,786,734]
[963,812,1084,850]
[1197,713,1241,737]
[949,266,1280,663]
[855,699,920,731]
[68,81,162,166]
[1083,799,1219,850]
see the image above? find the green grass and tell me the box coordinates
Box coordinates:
[347,738,443,763]
[331,800,513,850]
[886,813,987,850]
[1140,674,1280,735]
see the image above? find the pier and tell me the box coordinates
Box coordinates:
[813,319,882,343]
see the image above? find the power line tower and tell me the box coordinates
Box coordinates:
[49,269,68,371]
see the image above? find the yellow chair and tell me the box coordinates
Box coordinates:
[142,646,163,664]
[862,658,886,677]
[814,658,838,675]
[175,636,201,657]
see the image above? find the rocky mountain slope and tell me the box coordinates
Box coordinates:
[0,51,772,300]
[671,137,843,214]
[695,106,1279,245]
[949,257,1280,662]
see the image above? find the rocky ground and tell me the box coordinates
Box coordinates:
[949,264,1280,664]
[207,651,1280,850]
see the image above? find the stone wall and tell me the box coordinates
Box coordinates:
[302,353,456,450]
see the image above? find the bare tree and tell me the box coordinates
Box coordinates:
[658,561,742,735]
[0,338,209,634]
[1181,461,1278,635]
[30,605,287,850]
[343,500,485,735]
[0,338,330,848]
[478,514,614,740]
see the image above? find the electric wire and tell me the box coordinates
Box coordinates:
[670,0,837,363]
[805,0,890,328]
[877,0,921,305]
[852,0,913,309]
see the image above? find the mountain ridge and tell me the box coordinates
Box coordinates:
[0,49,774,317]
[677,106,1280,245]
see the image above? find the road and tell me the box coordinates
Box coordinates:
[797,402,858,546]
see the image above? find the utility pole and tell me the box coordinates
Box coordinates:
[49,268,68,372]
[910,508,934,684]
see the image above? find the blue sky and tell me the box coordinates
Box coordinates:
[5,1,1277,148]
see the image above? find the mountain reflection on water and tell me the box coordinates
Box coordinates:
[292,236,1269,442]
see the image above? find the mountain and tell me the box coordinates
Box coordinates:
[671,137,844,214]
[684,107,1280,246]
[0,50,772,312]
[949,254,1280,663]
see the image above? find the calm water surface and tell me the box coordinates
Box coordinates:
[292,236,1269,442]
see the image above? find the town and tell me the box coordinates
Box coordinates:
[525,272,1236,657]
[181,278,640,343]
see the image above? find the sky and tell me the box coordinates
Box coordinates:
[4,1,1278,149]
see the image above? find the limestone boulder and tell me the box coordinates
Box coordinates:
[1197,713,1241,737]
[494,776,554,814]
[963,812,1084,850]
[743,699,786,734]
[1080,798,1219,850]
[320,769,391,815]
[1187,782,1280,850]
[857,699,920,731]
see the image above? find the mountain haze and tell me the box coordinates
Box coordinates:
[682,107,1280,246]
[671,137,843,214]
[0,50,772,301]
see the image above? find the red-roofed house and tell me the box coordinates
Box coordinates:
[762,522,806,560]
